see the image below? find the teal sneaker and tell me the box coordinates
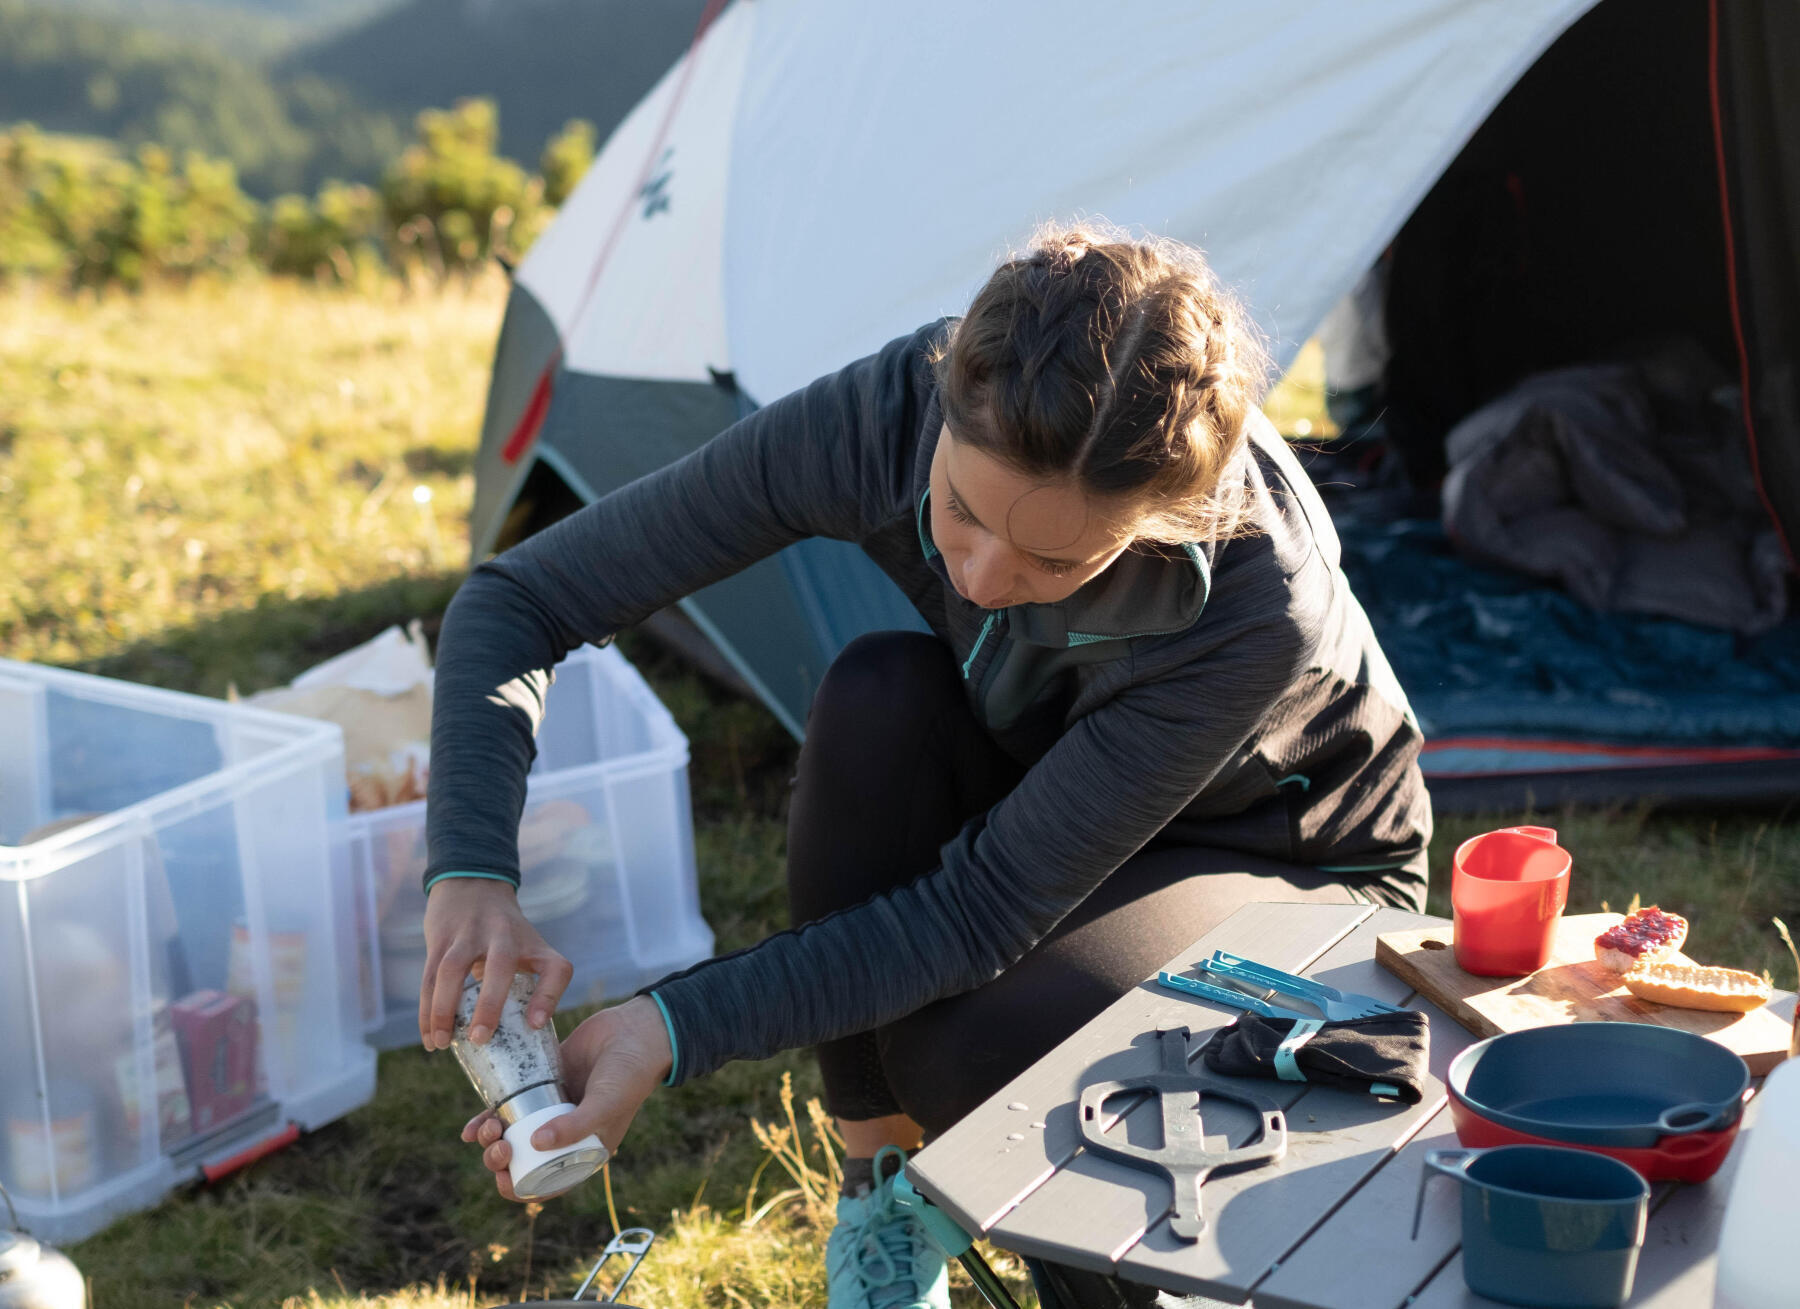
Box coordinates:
[825,1145,950,1309]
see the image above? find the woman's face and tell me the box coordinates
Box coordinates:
[928,425,1136,609]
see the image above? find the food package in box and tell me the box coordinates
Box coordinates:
[4,1082,101,1199]
[247,622,434,814]
[171,990,258,1133]
[114,1007,193,1147]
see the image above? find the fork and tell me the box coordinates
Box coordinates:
[1156,970,1317,1021]
[1203,950,1407,1021]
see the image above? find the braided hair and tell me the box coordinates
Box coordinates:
[932,223,1269,543]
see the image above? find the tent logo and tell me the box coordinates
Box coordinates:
[640,147,674,219]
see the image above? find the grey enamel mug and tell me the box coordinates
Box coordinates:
[1412,1145,1649,1308]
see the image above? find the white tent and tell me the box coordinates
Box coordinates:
[471,0,1800,807]
[473,0,1590,722]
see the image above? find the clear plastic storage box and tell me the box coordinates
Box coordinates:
[357,643,714,1050]
[0,659,376,1243]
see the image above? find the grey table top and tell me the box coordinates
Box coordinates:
[907,901,1794,1308]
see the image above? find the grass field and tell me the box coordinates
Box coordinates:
[2,273,1795,1308]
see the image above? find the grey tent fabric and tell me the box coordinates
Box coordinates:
[1440,346,1790,635]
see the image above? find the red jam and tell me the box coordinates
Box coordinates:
[1595,906,1686,958]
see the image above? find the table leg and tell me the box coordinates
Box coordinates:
[959,1248,1024,1309]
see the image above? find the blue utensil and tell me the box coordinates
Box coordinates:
[1156,970,1315,1021]
[1204,950,1408,1021]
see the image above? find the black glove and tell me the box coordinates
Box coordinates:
[1199,1010,1430,1104]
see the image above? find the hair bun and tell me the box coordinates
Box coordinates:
[1042,236,1090,275]
[934,220,1269,545]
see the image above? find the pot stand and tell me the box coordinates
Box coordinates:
[1078,1027,1287,1242]
[572,1227,656,1302]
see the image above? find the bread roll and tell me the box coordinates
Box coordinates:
[1622,962,1772,1013]
[1595,906,1688,973]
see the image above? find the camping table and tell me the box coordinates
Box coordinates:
[907,901,1795,1308]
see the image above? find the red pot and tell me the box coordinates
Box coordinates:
[1447,1085,1741,1182]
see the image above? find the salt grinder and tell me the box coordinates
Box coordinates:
[0,1181,85,1309]
[451,975,608,1200]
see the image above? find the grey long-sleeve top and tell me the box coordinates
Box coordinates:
[425,322,1431,1085]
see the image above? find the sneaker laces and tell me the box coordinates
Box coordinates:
[847,1145,925,1304]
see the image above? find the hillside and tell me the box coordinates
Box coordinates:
[26,0,394,57]
[38,0,384,20]
[2,0,706,199]
[0,0,402,194]
[285,0,707,168]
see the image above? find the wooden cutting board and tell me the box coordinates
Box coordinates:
[1376,912,1796,1075]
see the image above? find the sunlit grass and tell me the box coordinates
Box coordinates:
[1,274,1791,1308]
[1263,338,1336,439]
[0,270,492,689]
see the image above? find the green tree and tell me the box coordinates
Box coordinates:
[5,94,591,290]
[538,117,595,208]
[10,133,257,290]
[0,126,66,281]
[380,97,542,282]
[112,145,257,285]
[261,177,382,283]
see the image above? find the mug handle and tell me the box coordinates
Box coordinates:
[1412,1149,1479,1240]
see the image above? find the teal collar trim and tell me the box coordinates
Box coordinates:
[916,488,938,560]
[916,483,1210,648]
[1018,541,1211,647]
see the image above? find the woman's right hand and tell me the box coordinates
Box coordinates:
[461,995,672,1202]
[419,877,574,1050]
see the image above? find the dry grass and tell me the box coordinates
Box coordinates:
[0,270,494,688]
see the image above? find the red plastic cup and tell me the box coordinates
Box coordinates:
[1451,826,1572,976]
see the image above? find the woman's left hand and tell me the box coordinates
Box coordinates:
[461,995,674,1202]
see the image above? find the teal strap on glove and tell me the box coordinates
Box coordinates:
[423,870,518,893]
[1274,1018,1327,1082]
[649,991,680,1087]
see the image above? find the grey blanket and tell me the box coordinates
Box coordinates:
[1440,347,1789,635]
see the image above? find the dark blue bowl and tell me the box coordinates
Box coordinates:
[1447,1023,1750,1149]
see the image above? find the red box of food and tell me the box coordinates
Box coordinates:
[171,989,259,1132]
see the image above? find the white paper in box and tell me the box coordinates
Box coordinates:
[356,642,714,1050]
[0,659,376,1243]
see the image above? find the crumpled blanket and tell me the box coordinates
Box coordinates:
[1440,344,1790,634]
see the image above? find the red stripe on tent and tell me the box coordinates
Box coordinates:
[1707,0,1795,568]
[1423,736,1800,766]
[565,0,731,333]
[501,0,731,466]
[501,365,557,465]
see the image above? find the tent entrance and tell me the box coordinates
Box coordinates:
[1315,0,1800,811]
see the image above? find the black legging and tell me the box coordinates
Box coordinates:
[787,630,1361,1134]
